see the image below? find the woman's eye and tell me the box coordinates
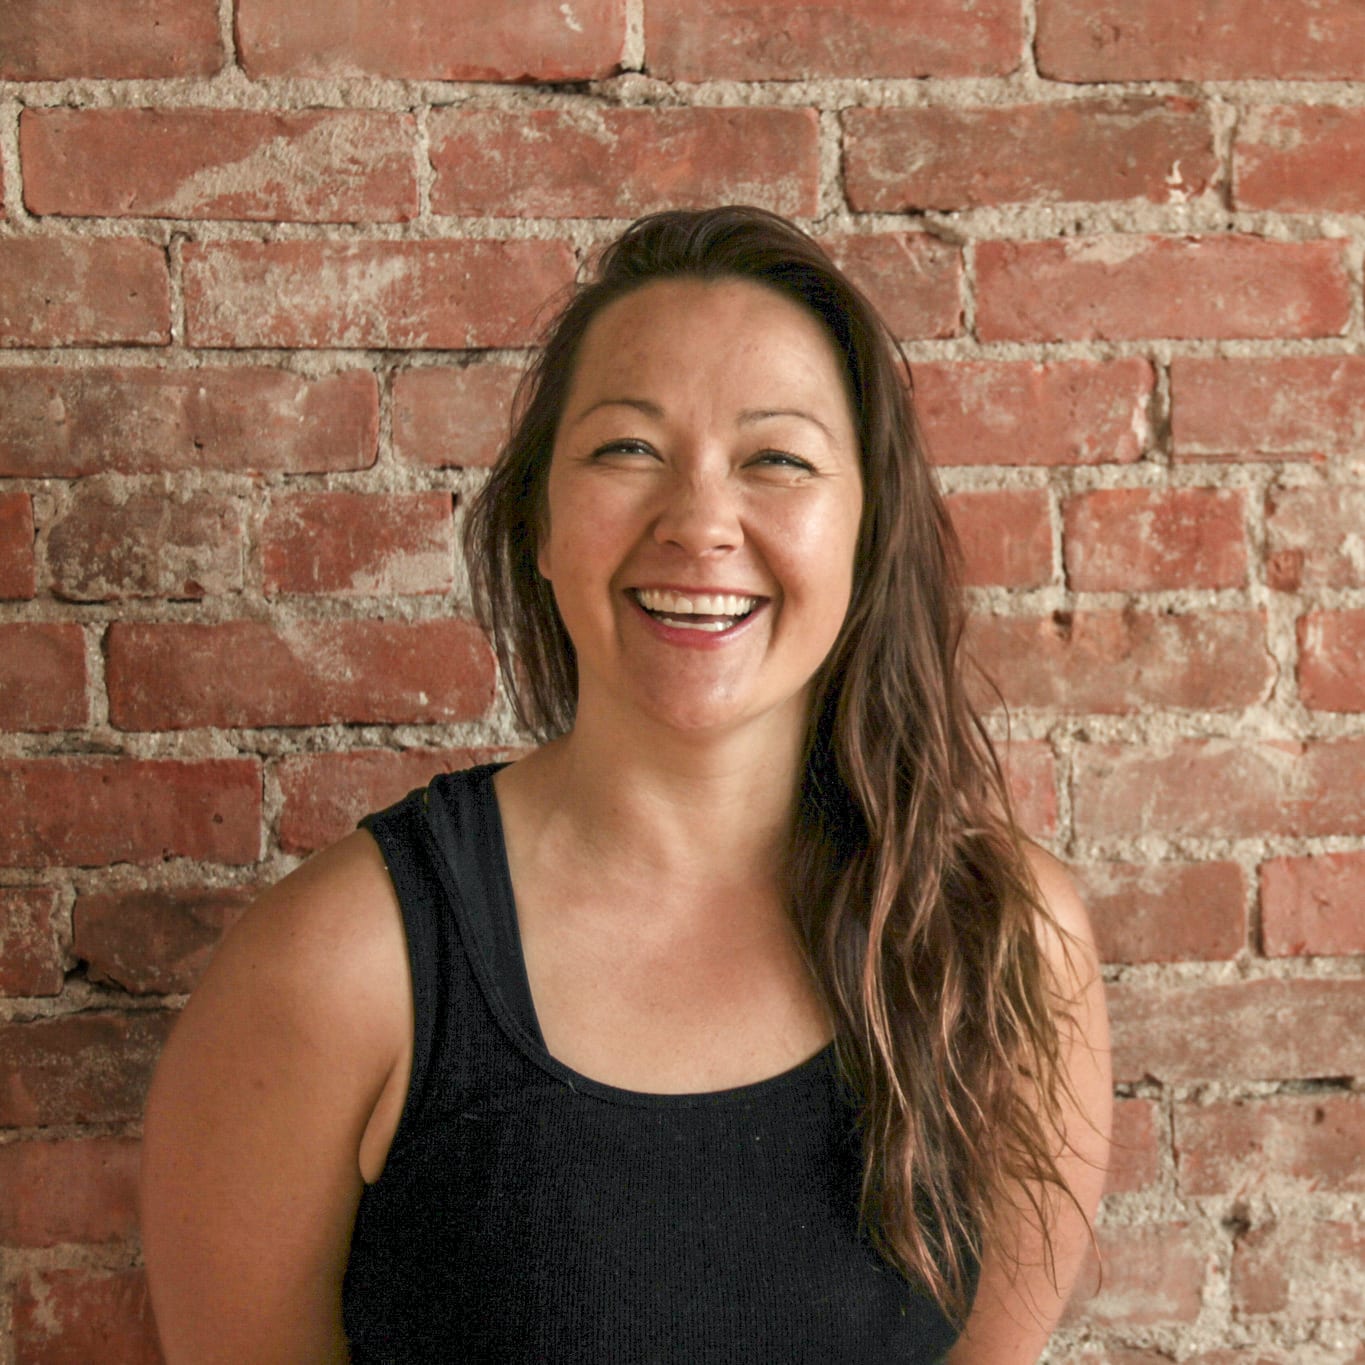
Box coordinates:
[752,450,816,473]
[592,440,655,459]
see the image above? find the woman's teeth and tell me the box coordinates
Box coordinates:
[633,588,758,632]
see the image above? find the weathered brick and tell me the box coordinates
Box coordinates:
[967,611,1271,714]
[0,757,261,867]
[1063,1222,1206,1326]
[393,363,522,470]
[1233,1221,1365,1319]
[22,108,418,223]
[0,490,35,597]
[261,491,455,597]
[276,747,513,854]
[106,620,496,729]
[915,360,1153,467]
[1000,740,1058,839]
[1173,356,1365,463]
[0,886,65,997]
[237,0,626,79]
[0,1136,140,1247]
[1037,0,1365,82]
[46,483,242,602]
[0,238,170,346]
[1176,1095,1365,1196]
[11,1266,162,1364]
[74,886,255,995]
[1109,978,1365,1083]
[646,0,1023,79]
[0,0,221,79]
[1260,852,1365,958]
[1236,105,1365,214]
[0,1011,172,1126]
[1299,611,1365,712]
[945,489,1052,588]
[976,236,1350,342]
[0,367,378,478]
[1074,740,1365,841]
[1078,860,1246,964]
[0,623,87,731]
[1063,488,1247,591]
[821,233,963,341]
[845,99,1215,211]
[1106,1097,1162,1195]
[431,107,819,218]
[1265,486,1365,591]
[183,240,576,349]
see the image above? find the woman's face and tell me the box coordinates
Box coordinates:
[538,277,863,745]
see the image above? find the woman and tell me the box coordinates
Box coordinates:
[142,206,1111,1363]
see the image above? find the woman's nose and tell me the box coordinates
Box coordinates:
[651,466,742,556]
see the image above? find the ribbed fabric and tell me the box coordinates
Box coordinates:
[342,764,973,1363]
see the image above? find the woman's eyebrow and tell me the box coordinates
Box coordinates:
[568,397,835,442]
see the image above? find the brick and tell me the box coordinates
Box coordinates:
[431,107,819,219]
[1078,860,1246,964]
[0,0,221,79]
[916,360,1153,467]
[393,363,522,469]
[845,99,1215,212]
[1000,740,1058,839]
[183,240,575,349]
[107,619,496,729]
[0,1011,172,1125]
[46,483,242,601]
[1176,1095,1365,1197]
[1075,740,1365,841]
[1174,356,1365,463]
[1063,488,1247,591]
[976,236,1350,343]
[1233,1221,1365,1319]
[1037,0,1365,82]
[276,747,513,854]
[74,885,255,995]
[1260,852,1365,958]
[1265,487,1365,591]
[0,1137,140,1247]
[237,0,626,79]
[0,757,260,867]
[0,886,65,996]
[1109,978,1365,1083]
[1236,105,1365,214]
[261,491,454,597]
[1299,611,1365,712]
[0,367,378,478]
[1063,1222,1206,1326]
[0,623,87,731]
[22,108,418,223]
[945,489,1052,588]
[0,491,35,597]
[646,0,1023,79]
[0,238,170,346]
[968,610,1271,714]
[1106,1097,1162,1195]
[11,1266,161,1364]
[821,233,963,341]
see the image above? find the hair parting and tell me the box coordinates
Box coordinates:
[463,205,1091,1323]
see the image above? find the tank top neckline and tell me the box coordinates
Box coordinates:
[447,762,839,1110]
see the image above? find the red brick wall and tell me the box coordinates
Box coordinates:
[1,3,1362,1361]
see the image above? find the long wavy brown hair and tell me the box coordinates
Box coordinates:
[464,206,1082,1322]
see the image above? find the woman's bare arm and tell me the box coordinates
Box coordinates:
[948,848,1113,1365]
[140,831,412,1364]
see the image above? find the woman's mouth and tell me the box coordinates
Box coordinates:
[630,588,761,633]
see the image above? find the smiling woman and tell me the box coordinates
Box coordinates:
[140,207,1110,1365]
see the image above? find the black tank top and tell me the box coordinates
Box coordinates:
[342,764,973,1363]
